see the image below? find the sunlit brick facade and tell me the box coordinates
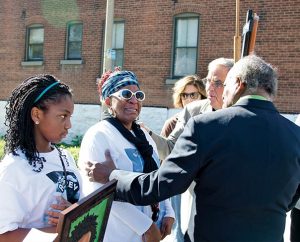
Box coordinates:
[0,0,299,112]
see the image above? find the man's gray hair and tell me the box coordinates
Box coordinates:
[208,58,234,71]
[233,55,278,98]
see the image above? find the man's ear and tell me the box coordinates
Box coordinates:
[31,107,42,124]
[104,97,111,106]
[231,77,247,105]
[235,77,247,97]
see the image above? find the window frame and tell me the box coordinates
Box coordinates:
[25,24,44,61]
[172,13,200,79]
[65,21,83,60]
[111,20,125,69]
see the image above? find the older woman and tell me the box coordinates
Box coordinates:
[79,69,174,242]
[161,75,206,138]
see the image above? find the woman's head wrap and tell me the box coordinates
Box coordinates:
[98,69,139,100]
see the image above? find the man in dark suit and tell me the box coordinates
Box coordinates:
[148,58,234,241]
[86,55,300,242]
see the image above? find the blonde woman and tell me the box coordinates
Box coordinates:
[161,75,206,138]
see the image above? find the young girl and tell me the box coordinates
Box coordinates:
[0,74,82,241]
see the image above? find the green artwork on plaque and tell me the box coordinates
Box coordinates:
[67,198,109,242]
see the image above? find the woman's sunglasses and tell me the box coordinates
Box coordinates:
[110,89,145,102]
[180,92,200,100]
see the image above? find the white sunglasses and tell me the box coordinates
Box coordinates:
[110,89,145,102]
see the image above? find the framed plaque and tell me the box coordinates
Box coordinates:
[55,179,117,242]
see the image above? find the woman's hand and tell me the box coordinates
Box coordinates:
[46,196,71,226]
[160,217,174,240]
[142,222,161,242]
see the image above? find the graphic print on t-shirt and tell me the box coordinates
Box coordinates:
[47,171,80,203]
[125,148,144,172]
[125,148,160,172]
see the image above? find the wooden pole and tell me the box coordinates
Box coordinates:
[234,0,241,62]
[103,0,114,73]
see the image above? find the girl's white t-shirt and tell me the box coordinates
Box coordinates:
[0,148,82,234]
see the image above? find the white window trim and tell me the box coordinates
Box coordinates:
[64,21,83,60]
[25,24,44,61]
[170,12,200,79]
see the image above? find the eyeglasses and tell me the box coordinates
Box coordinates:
[151,204,160,222]
[203,78,224,89]
[110,89,145,102]
[180,92,200,100]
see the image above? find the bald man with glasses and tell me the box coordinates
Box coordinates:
[148,57,234,160]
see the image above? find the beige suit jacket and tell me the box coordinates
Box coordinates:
[151,98,212,160]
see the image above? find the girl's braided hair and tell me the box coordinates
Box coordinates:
[4,74,72,171]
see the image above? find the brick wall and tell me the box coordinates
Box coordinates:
[0,0,299,112]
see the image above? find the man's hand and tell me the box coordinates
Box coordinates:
[142,222,161,242]
[85,150,116,183]
[160,217,174,240]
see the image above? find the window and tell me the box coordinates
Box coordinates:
[26,25,44,61]
[66,22,83,60]
[173,14,199,77]
[112,21,125,68]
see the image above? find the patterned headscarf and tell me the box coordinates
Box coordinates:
[100,70,140,100]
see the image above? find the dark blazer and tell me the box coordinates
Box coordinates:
[111,98,300,242]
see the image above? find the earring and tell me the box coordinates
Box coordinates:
[108,107,116,118]
[35,120,39,125]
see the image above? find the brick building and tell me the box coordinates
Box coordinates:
[0,0,299,112]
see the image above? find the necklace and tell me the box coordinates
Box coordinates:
[56,146,70,200]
